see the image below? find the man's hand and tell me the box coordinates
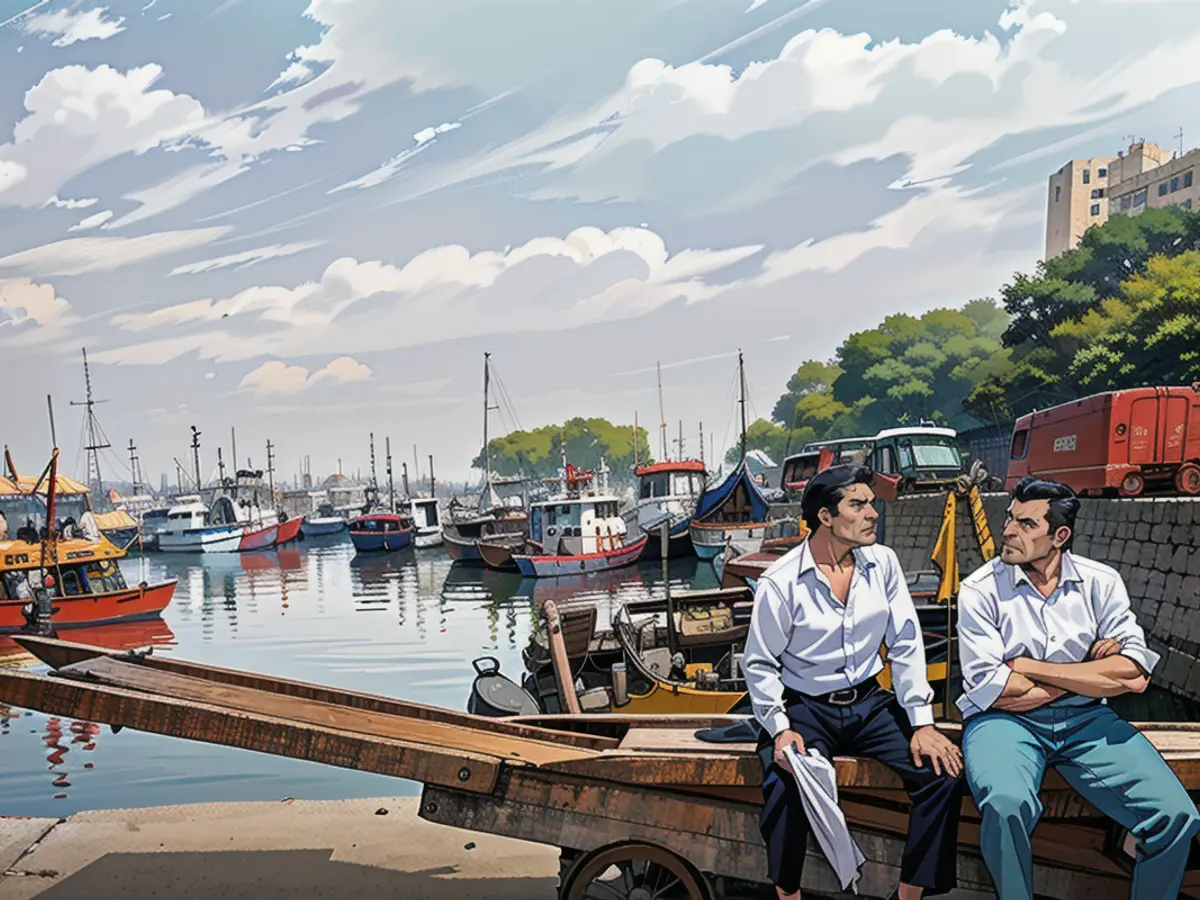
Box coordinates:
[773,729,805,774]
[910,725,962,777]
[1089,638,1122,660]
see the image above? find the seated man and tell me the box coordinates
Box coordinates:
[957,475,1200,900]
[744,464,963,899]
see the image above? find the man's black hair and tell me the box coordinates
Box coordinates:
[1011,475,1080,549]
[800,464,875,532]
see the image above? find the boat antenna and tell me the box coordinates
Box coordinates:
[70,347,110,497]
[190,426,202,492]
[657,361,668,461]
[369,433,378,491]
[738,349,747,463]
[385,436,395,513]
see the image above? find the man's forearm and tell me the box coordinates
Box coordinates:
[1017,657,1148,697]
[994,685,1066,711]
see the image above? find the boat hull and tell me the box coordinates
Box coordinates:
[443,529,484,563]
[514,535,647,578]
[276,518,303,545]
[158,525,244,553]
[477,534,526,571]
[642,518,695,559]
[689,521,769,560]
[238,523,279,552]
[350,530,414,553]
[0,580,177,633]
[413,528,444,549]
[303,518,346,536]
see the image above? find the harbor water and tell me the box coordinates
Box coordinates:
[0,537,717,819]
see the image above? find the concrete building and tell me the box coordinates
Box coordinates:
[1045,140,1198,259]
[1045,156,1115,260]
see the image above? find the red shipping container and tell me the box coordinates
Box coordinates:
[1005,386,1200,497]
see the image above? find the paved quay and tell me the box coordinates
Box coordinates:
[0,797,559,899]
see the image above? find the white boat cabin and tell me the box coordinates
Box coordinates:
[409,497,441,531]
[529,495,627,556]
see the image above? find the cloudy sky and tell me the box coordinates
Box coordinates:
[2,0,1198,489]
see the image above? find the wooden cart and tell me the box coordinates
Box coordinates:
[1,635,1198,900]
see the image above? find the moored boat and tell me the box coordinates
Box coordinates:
[409,497,443,548]
[688,457,774,560]
[348,513,415,553]
[303,502,347,536]
[627,459,706,558]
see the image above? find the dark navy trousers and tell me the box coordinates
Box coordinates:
[756,684,964,895]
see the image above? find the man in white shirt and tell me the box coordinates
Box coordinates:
[743,464,964,900]
[957,475,1200,900]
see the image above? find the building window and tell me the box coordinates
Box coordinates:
[1160,183,1170,196]
[1055,185,1062,202]
[1083,169,1091,184]
[1186,171,1194,188]
[1091,203,1101,216]
[1134,189,1147,206]
[1121,195,1132,211]
[1098,167,1108,177]
[1091,188,1105,199]
[1171,176,1180,192]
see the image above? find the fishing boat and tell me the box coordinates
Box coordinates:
[0,452,176,631]
[627,459,707,558]
[348,512,415,553]
[154,496,243,553]
[5,634,1195,899]
[504,463,647,578]
[400,455,443,549]
[688,352,776,560]
[302,502,347,536]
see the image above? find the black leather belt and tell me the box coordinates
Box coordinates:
[786,680,880,707]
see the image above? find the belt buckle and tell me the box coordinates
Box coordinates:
[826,688,857,706]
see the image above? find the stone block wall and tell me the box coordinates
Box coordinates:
[881,493,1200,700]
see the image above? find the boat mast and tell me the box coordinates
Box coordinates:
[401,462,410,500]
[369,433,378,492]
[385,436,395,513]
[482,352,492,486]
[699,421,705,467]
[217,446,226,487]
[633,412,639,469]
[190,426,202,491]
[265,439,275,500]
[47,395,57,451]
[738,349,747,463]
[429,455,435,498]
[657,361,668,461]
[71,347,110,496]
[128,439,142,494]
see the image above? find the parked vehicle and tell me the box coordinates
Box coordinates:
[802,425,966,495]
[1005,385,1200,497]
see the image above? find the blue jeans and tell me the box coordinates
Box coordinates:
[964,701,1200,900]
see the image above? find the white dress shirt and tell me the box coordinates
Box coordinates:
[742,539,935,738]
[956,551,1160,719]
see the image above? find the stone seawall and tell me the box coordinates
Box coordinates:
[881,493,1200,701]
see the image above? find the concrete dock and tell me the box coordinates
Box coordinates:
[0,797,560,899]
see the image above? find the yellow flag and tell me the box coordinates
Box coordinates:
[931,492,958,605]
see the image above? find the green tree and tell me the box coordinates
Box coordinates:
[471,418,653,483]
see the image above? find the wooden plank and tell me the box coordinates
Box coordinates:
[0,670,503,793]
[61,657,596,766]
[13,635,615,751]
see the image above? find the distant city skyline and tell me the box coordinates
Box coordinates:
[4,0,1200,485]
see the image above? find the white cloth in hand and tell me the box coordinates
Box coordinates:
[782,745,866,894]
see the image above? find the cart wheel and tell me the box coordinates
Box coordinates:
[1119,471,1145,497]
[561,842,713,900]
[1176,463,1200,496]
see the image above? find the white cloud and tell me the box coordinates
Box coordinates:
[0,227,230,277]
[23,6,126,46]
[411,0,1200,239]
[333,121,462,192]
[169,241,325,276]
[0,277,72,327]
[0,64,210,210]
[44,195,98,210]
[100,225,762,363]
[238,356,373,397]
[68,209,113,232]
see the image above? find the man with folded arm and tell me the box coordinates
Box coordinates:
[743,464,964,900]
[957,475,1200,900]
